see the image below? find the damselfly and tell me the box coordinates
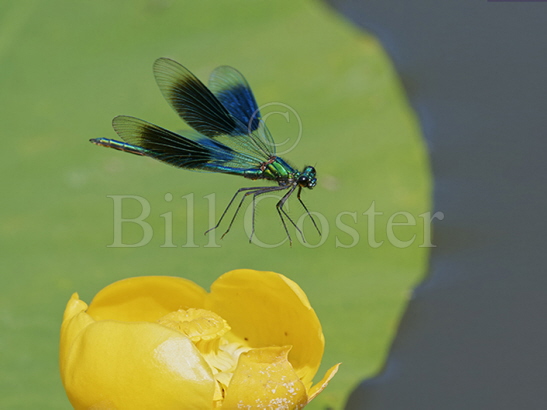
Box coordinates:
[91,58,320,244]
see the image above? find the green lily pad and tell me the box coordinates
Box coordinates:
[0,0,430,408]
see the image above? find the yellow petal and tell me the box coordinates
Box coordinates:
[61,319,215,409]
[87,276,207,322]
[307,363,341,402]
[62,293,89,322]
[59,294,95,376]
[207,269,324,389]
[223,346,308,409]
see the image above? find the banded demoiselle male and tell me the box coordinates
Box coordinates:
[91,58,320,245]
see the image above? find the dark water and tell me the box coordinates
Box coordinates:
[324,1,547,408]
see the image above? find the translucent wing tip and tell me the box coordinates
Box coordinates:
[153,57,187,82]
[153,57,174,70]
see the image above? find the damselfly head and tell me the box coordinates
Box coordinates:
[298,166,317,189]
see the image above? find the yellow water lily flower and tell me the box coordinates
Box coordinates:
[60,269,340,409]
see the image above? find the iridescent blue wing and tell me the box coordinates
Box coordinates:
[208,66,261,133]
[153,58,275,160]
[111,115,263,173]
[209,65,277,156]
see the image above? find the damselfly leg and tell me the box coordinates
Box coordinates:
[297,186,321,236]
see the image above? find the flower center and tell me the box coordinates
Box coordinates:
[157,308,250,404]
[157,308,229,349]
